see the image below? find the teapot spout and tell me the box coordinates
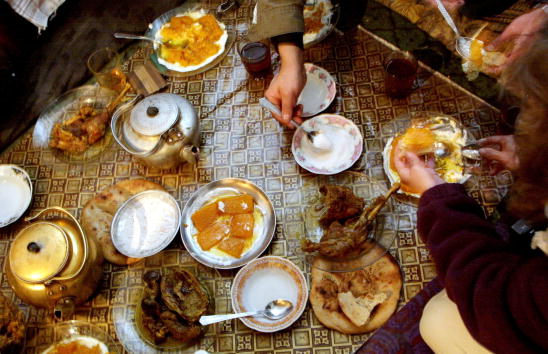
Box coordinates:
[54,297,76,321]
[181,145,200,165]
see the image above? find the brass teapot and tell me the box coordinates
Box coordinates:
[5,207,104,320]
[111,93,200,169]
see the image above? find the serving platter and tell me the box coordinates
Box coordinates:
[144,1,236,78]
[180,178,276,269]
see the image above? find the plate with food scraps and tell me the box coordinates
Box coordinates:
[292,114,363,175]
[297,63,337,117]
[181,178,276,269]
[231,256,308,332]
[383,112,474,200]
[113,265,214,353]
[0,165,33,228]
[39,320,118,354]
[145,1,236,77]
[33,85,119,163]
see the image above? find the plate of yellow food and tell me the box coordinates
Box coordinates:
[383,113,473,198]
[146,3,234,77]
[181,178,276,269]
[39,321,118,354]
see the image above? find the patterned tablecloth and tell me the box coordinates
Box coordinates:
[0,1,513,353]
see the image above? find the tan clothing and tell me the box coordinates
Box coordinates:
[248,0,304,41]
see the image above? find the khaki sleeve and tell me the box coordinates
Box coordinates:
[248,0,305,41]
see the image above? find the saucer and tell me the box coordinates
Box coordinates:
[0,165,33,228]
[292,114,363,175]
[297,63,337,117]
[231,256,308,333]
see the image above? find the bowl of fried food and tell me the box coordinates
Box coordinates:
[300,172,401,272]
[33,85,125,162]
[113,267,212,352]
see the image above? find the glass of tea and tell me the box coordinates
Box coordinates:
[238,40,272,77]
[87,47,127,93]
[384,51,418,99]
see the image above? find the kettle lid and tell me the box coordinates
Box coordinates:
[129,94,179,136]
[9,222,69,283]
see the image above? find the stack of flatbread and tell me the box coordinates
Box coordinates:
[81,179,166,265]
[310,247,402,334]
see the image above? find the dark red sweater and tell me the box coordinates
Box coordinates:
[418,183,548,353]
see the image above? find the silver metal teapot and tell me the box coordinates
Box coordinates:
[111,93,200,169]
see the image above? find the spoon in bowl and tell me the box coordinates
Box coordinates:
[199,299,293,326]
[259,97,332,151]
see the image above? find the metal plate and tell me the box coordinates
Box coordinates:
[144,0,236,78]
[181,178,276,269]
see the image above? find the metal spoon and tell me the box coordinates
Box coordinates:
[198,299,293,326]
[114,32,164,46]
[431,141,481,160]
[433,0,475,58]
[258,97,327,148]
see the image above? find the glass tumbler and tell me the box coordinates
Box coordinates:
[87,47,127,93]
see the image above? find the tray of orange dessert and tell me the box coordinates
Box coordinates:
[181,178,276,269]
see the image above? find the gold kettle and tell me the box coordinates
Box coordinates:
[5,207,104,320]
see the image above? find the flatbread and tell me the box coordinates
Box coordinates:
[81,179,165,265]
[310,247,402,334]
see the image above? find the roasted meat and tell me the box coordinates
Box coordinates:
[303,183,400,258]
[318,185,365,228]
[140,269,208,345]
[160,269,208,323]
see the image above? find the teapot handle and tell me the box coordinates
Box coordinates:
[26,207,89,282]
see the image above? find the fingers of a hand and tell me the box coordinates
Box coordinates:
[479,135,506,146]
[487,25,520,51]
[479,147,507,164]
[293,105,304,124]
[281,91,298,124]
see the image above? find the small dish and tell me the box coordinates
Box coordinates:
[0,165,33,228]
[231,256,308,332]
[111,190,181,258]
[39,320,118,353]
[292,114,363,175]
[33,85,118,163]
[297,63,337,117]
[181,178,276,269]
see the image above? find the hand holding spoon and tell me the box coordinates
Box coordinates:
[199,299,293,326]
[259,97,332,151]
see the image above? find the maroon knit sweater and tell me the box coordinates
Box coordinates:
[418,183,548,353]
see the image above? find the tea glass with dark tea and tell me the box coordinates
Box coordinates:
[238,41,272,77]
[384,52,418,99]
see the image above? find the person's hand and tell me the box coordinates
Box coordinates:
[425,0,465,11]
[264,42,306,128]
[393,145,445,195]
[478,135,519,175]
[484,7,548,75]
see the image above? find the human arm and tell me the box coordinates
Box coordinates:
[417,183,548,353]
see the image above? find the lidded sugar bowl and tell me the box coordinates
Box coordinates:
[111,93,200,169]
[5,207,104,320]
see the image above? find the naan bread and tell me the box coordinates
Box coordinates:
[310,247,402,334]
[81,179,165,265]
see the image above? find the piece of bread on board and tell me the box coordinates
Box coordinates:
[81,179,165,265]
[310,246,402,334]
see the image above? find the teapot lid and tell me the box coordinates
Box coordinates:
[129,94,179,136]
[9,222,69,283]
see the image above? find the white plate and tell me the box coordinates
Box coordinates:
[0,165,33,228]
[180,178,276,269]
[292,114,363,175]
[231,256,308,332]
[297,63,337,117]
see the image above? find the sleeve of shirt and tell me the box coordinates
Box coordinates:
[248,0,304,42]
[417,183,548,353]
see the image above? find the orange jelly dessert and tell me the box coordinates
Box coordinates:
[217,195,254,214]
[217,237,246,258]
[48,340,102,354]
[191,202,220,232]
[196,218,230,250]
[399,127,435,155]
[230,213,254,239]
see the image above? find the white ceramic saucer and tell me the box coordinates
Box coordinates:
[292,114,363,175]
[0,165,33,228]
[297,63,337,117]
[231,256,308,333]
